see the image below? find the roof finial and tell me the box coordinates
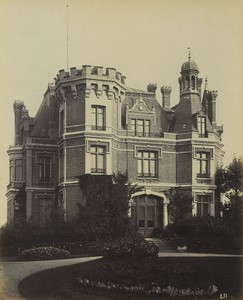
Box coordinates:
[205,75,208,89]
[187,47,191,60]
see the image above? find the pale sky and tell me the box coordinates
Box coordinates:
[0,0,243,225]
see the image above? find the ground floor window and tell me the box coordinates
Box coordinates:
[196,195,211,217]
[38,198,53,226]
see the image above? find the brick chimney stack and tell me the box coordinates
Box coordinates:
[13,100,24,145]
[161,86,172,108]
[208,90,218,126]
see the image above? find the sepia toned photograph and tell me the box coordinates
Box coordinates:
[0,0,242,299]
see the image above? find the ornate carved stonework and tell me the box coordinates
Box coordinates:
[71,85,77,99]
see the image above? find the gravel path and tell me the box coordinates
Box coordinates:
[0,256,101,300]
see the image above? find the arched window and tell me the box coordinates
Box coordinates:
[191,76,195,90]
[184,75,190,90]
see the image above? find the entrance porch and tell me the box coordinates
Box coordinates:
[130,189,169,237]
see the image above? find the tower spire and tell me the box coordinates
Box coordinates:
[187,47,191,60]
[205,75,208,89]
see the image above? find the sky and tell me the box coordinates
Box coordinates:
[0,0,243,225]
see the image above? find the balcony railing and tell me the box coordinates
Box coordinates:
[91,168,106,174]
[7,181,24,190]
[137,173,158,178]
[196,173,210,178]
[91,125,106,131]
[199,132,208,138]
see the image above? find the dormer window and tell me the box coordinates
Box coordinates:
[91,106,106,131]
[198,116,206,137]
[131,119,150,137]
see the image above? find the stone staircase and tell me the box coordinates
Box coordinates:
[145,238,176,253]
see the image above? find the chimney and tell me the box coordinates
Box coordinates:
[161,86,172,108]
[208,90,218,126]
[13,100,24,145]
[147,83,157,94]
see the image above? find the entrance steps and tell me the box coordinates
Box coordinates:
[145,238,176,253]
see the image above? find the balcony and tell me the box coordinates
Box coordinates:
[7,181,24,190]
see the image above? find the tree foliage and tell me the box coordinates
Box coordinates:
[167,188,193,223]
[215,156,243,231]
[13,183,26,224]
[216,157,243,197]
[77,172,141,239]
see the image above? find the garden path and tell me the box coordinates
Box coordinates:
[0,256,101,300]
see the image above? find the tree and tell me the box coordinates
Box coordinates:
[167,188,193,223]
[77,172,141,239]
[13,183,26,224]
[215,156,243,230]
[216,157,243,197]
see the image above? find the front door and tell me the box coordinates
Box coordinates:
[132,195,163,236]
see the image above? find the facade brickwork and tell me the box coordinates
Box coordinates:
[6,59,224,233]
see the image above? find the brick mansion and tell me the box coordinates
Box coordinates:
[7,56,224,235]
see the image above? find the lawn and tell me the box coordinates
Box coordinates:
[18,256,242,300]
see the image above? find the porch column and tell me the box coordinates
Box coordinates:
[163,199,169,228]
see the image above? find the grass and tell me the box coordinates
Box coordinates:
[18,257,242,300]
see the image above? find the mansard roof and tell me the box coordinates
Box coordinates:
[30,97,50,137]
[170,95,213,133]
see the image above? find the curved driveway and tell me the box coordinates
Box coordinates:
[0,253,242,299]
[0,256,101,300]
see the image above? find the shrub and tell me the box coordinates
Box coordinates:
[18,246,70,260]
[160,217,242,253]
[102,237,159,258]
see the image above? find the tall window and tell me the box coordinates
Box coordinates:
[196,195,210,217]
[198,116,206,137]
[39,156,52,182]
[137,151,158,178]
[135,196,157,228]
[131,119,150,137]
[10,159,22,182]
[60,110,64,135]
[91,106,105,130]
[7,199,13,223]
[38,198,53,226]
[138,206,145,227]
[59,148,64,182]
[196,152,210,178]
[90,145,106,174]
[147,206,154,227]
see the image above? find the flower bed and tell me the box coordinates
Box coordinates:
[18,246,70,260]
[102,237,159,258]
[75,277,218,297]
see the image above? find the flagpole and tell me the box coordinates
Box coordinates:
[66,5,69,70]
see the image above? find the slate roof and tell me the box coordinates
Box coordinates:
[30,95,50,138]
[170,95,213,133]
